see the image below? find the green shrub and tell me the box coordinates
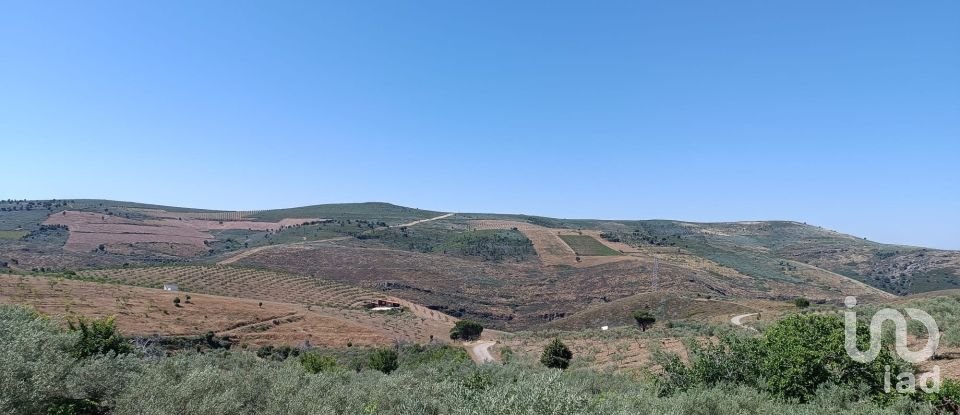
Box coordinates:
[300,352,338,374]
[398,343,470,367]
[368,348,399,374]
[0,304,940,415]
[68,316,132,359]
[0,306,140,415]
[450,320,484,341]
[658,313,900,402]
[795,298,811,309]
[764,313,900,400]
[918,378,960,413]
[540,338,573,369]
[256,344,298,361]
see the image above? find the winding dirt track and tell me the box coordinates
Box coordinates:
[731,313,759,332]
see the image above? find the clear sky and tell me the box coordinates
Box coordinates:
[1,1,958,249]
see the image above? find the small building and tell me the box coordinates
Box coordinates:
[163,283,179,292]
[366,299,402,311]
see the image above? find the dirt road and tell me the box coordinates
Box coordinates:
[466,341,496,364]
[731,313,759,332]
[397,213,455,228]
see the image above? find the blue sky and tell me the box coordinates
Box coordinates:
[1,1,958,248]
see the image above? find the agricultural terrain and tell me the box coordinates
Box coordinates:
[1,199,959,333]
[0,273,454,347]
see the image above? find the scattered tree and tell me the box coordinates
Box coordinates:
[540,338,573,369]
[173,297,181,307]
[449,320,484,341]
[632,310,656,331]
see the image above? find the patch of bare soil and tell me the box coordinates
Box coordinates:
[0,274,453,347]
[44,211,319,254]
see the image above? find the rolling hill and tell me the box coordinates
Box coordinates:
[1,199,958,331]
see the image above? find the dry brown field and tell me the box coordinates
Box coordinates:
[43,210,319,253]
[0,274,454,347]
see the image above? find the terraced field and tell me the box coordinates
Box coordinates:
[559,235,621,256]
[76,265,383,308]
[0,274,454,347]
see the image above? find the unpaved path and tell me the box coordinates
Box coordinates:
[466,340,497,364]
[731,313,759,332]
[397,213,455,228]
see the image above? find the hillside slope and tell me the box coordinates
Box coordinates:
[1,199,958,331]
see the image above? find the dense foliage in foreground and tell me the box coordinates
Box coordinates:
[0,305,953,415]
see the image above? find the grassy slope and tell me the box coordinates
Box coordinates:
[558,235,620,256]
[474,214,960,295]
[250,202,440,224]
[0,200,443,268]
[543,292,759,330]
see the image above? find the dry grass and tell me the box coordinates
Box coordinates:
[496,330,692,373]
[43,210,319,254]
[233,237,894,331]
[76,265,383,308]
[0,274,454,347]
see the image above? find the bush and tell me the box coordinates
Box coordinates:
[450,320,484,341]
[300,352,338,374]
[657,313,900,402]
[368,348,399,374]
[632,310,656,331]
[919,378,960,413]
[795,298,811,309]
[68,316,132,359]
[540,338,573,369]
[0,304,938,415]
[764,313,899,400]
[0,306,140,415]
[256,345,298,361]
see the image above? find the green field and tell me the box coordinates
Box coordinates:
[558,235,620,256]
[0,230,28,240]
